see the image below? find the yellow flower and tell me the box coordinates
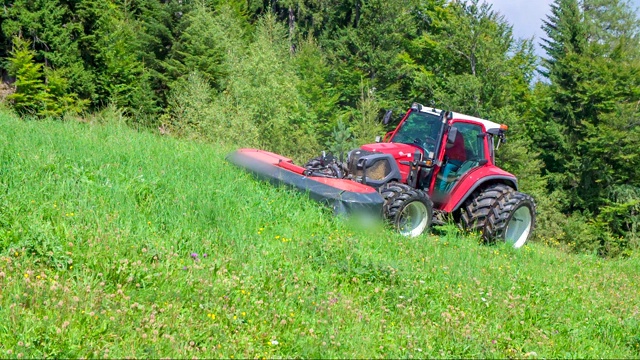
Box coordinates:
[24,273,29,278]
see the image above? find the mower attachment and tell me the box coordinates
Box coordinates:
[226,148,384,216]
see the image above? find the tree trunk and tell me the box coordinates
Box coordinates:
[288,6,296,53]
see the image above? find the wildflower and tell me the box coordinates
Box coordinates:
[191,253,198,259]
[182,266,188,271]
[271,340,279,346]
[203,253,208,258]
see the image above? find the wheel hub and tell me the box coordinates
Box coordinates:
[398,201,429,237]
[505,206,532,248]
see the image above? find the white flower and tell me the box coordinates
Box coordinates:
[271,340,279,346]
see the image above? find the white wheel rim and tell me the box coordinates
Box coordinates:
[398,201,429,237]
[505,205,532,248]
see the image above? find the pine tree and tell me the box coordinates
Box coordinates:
[539,0,640,252]
[5,37,48,115]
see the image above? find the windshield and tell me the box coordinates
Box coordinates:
[391,111,442,153]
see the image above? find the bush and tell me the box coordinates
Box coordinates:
[162,71,217,140]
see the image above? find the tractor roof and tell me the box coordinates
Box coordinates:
[420,107,503,132]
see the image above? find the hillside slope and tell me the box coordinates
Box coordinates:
[0,111,638,358]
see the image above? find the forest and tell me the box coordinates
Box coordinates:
[1,0,639,256]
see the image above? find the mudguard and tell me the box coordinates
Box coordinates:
[442,165,518,212]
[226,149,384,216]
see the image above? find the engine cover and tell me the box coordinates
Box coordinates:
[347,149,401,188]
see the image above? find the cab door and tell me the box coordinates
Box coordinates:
[434,122,487,194]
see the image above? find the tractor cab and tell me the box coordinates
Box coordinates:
[366,104,513,209]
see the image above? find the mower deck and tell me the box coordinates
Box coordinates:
[226,149,384,216]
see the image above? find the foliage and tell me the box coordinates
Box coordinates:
[327,119,356,160]
[162,5,226,90]
[209,12,321,161]
[162,71,216,139]
[5,37,86,117]
[538,0,640,252]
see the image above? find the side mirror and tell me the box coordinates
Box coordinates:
[375,135,382,143]
[447,127,458,145]
[446,111,454,120]
[382,110,393,125]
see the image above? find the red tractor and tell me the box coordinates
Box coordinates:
[227,103,536,247]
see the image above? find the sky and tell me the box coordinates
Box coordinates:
[484,0,640,57]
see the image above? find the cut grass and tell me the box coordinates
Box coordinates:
[0,110,639,358]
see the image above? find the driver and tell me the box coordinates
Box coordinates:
[438,130,466,192]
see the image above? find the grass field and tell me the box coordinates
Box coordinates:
[0,110,639,358]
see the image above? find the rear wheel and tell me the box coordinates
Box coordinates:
[460,184,513,233]
[486,192,536,248]
[381,182,433,237]
[461,184,536,247]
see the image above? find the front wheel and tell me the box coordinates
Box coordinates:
[380,182,433,237]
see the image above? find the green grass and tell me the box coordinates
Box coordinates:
[0,110,639,358]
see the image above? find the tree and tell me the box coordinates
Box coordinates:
[6,37,86,117]
[1,0,96,99]
[539,0,640,253]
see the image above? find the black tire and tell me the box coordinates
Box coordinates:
[485,191,536,248]
[461,184,536,247]
[380,182,433,237]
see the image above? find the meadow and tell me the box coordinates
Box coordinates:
[0,109,639,358]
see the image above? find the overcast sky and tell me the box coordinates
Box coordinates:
[484,0,640,57]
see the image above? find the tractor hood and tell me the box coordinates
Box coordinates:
[359,142,424,183]
[360,142,423,162]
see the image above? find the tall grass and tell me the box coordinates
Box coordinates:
[0,110,638,358]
